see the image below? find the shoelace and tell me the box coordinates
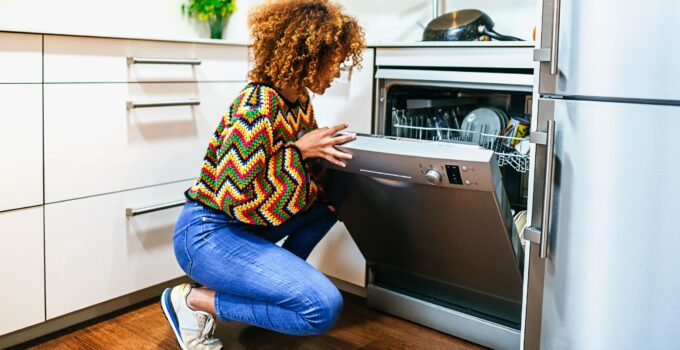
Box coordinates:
[194,311,220,344]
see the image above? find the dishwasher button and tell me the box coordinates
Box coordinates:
[425,169,442,185]
[462,166,468,172]
[464,180,471,185]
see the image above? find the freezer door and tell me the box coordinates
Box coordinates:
[523,99,680,349]
[537,0,680,101]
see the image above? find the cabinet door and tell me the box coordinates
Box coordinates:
[44,82,244,202]
[311,48,374,133]
[0,207,44,335]
[0,84,43,211]
[45,180,191,319]
[44,35,248,83]
[524,99,680,349]
[306,49,374,287]
[0,33,42,83]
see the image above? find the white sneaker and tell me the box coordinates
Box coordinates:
[161,284,223,350]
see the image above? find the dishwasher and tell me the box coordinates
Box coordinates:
[319,67,533,350]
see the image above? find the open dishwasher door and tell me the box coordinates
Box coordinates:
[320,134,523,350]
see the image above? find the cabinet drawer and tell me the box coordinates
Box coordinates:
[0,32,42,83]
[45,180,192,319]
[0,84,43,211]
[44,82,244,202]
[312,48,374,133]
[0,207,45,335]
[44,35,249,83]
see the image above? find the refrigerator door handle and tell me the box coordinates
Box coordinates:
[524,120,556,258]
[533,0,562,74]
[549,0,561,75]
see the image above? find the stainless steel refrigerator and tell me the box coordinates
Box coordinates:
[524,0,680,348]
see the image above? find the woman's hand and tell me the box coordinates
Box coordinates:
[294,123,356,167]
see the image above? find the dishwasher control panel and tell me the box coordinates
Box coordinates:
[445,165,463,185]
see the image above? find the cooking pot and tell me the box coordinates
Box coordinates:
[422,9,522,41]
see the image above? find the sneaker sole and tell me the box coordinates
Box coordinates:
[160,288,189,350]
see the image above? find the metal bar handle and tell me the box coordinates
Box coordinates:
[539,120,556,257]
[126,99,200,109]
[126,199,186,217]
[549,0,561,75]
[127,57,202,65]
[529,120,556,258]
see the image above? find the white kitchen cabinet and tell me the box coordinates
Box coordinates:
[44,82,244,203]
[45,180,192,319]
[306,48,374,287]
[307,222,366,287]
[311,48,374,133]
[0,207,45,335]
[0,84,43,212]
[44,35,249,83]
[0,33,42,83]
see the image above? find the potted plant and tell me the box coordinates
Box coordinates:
[182,0,237,39]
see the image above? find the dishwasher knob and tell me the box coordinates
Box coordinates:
[425,169,442,185]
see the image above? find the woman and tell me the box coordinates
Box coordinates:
[160,0,365,348]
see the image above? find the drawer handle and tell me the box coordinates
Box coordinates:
[126,200,186,217]
[127,57,202,65]
[126,99,200,109]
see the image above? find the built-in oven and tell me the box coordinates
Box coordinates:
[320,65,534,350]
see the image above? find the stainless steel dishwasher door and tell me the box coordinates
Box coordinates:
[319,134,523,326]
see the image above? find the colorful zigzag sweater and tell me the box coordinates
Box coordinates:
[185,83,320,226]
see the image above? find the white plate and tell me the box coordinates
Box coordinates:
[461,107,502,143]
[490,107,508,131]
[514,210,528,247]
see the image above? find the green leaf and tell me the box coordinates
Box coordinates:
[181,0,236,21]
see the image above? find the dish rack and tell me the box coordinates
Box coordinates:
[392,124,530,173]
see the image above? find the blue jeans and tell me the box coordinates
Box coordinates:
[173,200,342,335]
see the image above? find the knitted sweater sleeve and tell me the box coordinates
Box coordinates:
[217,95,317,226]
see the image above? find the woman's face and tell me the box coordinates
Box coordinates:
[309,54,347,95]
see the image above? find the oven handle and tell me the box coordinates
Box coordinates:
[524,120,556,259]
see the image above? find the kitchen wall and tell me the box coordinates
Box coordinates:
[0,0,536,43]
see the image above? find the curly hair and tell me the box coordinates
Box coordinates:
[247,0,365,95]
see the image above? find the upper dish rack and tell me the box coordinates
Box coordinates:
[392,124,530,173]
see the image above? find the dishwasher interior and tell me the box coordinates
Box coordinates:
[382,84,531,213]
[320,80,533,348]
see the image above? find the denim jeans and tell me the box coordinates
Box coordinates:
[173,200,342,335]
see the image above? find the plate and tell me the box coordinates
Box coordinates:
[461,107,503,143]
[490,107,508,131]
[514,210,528,247]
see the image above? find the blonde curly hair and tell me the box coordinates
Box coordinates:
[247,0,365,95]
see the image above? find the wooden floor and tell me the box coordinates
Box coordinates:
[16,292,485,350]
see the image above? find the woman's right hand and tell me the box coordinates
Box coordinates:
[294,123,356,167]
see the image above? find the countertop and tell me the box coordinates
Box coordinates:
[1,27,535,48]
